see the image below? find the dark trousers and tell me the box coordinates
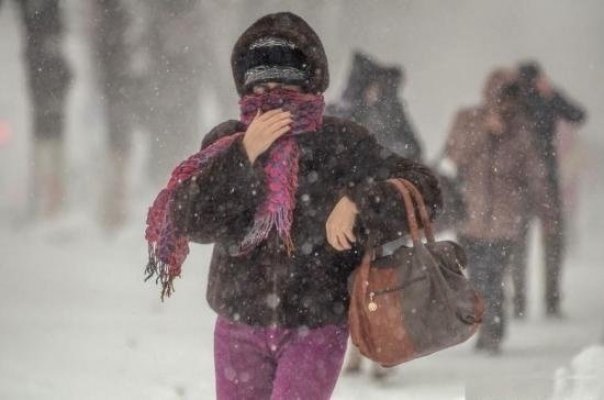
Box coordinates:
[510,222,530,317]
[511,183,565,317]
[460,237,514,347]
[541,155,566,314]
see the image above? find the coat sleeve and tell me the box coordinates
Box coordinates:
[444,109,485,171]
[523,133,559,234]
[169,121,266,244]
[342,126,442,244]
[397,116,423,161]
[551,91,586,124]
[393,103,423,161]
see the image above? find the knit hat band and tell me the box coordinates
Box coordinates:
[244,66,308,88]
[243,36,309,90]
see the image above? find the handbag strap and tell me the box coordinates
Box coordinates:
[388,179,436,244]
[358,180,419,299]
[358,179,434,298]
[387,179,422,245]
[398,179,436,243]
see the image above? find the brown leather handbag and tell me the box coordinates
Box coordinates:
[348,178,484,367]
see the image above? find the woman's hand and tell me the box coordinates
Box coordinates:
[243,109,292,164]
[326,196,359,251]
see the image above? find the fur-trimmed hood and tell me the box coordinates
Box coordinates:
[231,12,329,95]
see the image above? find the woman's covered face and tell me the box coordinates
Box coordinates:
[363,82,382,106]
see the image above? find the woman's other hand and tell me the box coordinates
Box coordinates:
[484,111,504,135]
[326,196,359,251]
[243,109,292,164]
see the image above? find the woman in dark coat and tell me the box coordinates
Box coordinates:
[145,12,441,399]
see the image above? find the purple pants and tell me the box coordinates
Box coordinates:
[214,316,348,400]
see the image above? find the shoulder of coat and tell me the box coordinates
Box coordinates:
[322,115,369,139]
[201,120,245,149]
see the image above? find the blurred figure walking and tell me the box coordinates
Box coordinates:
[91,0,204,229]
[134,0,205,183]
[4,0,72,218]
[328,51,423,161]
[443,69,553,354]
[511,62,587,318]
[91,0,138,229]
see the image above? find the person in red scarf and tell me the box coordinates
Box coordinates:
[145,12,441,399]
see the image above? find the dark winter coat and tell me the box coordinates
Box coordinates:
[520,89,586,219]
[522,90,586,171]
[170,117,441,328]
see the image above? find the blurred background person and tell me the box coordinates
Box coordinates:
[443,68,554,354]
[133,0,205,183]
[328,51,423,161]
[91,0,205,229]
[91,0,139,230]
[3,0,72,219]
[510,61,587,319]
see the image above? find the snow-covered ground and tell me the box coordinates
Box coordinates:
[1,2,604,399]
[1,195,602,400]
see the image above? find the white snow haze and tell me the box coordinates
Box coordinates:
[1,1,603,399]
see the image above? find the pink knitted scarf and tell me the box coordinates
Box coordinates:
[145,88,324,299]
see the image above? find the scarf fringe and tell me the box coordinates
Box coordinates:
[145,242,178,301]
[238,207,296,256]
[239,215,273,254]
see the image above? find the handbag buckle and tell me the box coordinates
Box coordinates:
[368,292,378,312]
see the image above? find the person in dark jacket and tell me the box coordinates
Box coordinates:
[144,12,441,399]
[511,62,587,318]
[328,51,423,161]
